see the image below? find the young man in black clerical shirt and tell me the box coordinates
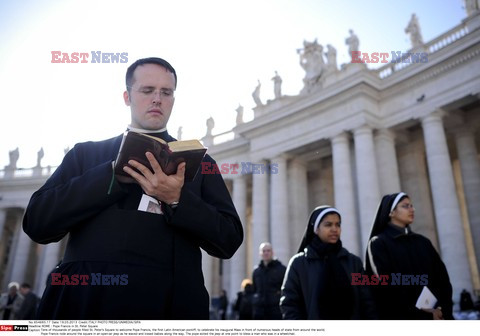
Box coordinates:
[23,57,243,319]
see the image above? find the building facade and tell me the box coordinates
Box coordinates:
[208,11,480,307]
[1,10,479,311]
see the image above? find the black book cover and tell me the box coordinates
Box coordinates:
[114,131,207,182]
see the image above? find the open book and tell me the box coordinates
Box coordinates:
[114,131,207,182]
[415,286,438,309]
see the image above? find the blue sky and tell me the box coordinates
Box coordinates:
[0,0,467,169]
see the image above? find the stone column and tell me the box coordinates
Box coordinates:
[288,159,309,255]
[332,132,361,256]
[9,220,33,283]
[454,125,480,271]
[252,160,269,269]
[210,257,221,298]
[397,139,439,249]
[374,128,402,195]
[229,174,248,298]
[220,241,231,300]
[270,155,290,265]
[0,208,6,243]
[421,111,472,296]
[34,242,62,295]
[353,125,381,251]
[201,250,213,298]
[0,209,9,289]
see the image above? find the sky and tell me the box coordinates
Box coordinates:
[0,0,467,170]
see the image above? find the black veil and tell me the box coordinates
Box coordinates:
[365,192,409,273]
[297,205,341,253]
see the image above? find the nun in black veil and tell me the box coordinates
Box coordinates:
[365,192,454,319]
[280,206,377,319]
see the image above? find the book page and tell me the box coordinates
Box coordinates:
[415,286,437,309]
[168,140,205,151]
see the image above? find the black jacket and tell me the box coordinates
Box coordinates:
[234,285,254,319]
[16,292,39,320]
[280,245,377,320]
[23,132,243,319]
[252,259,286,319]
[366,224,453,319]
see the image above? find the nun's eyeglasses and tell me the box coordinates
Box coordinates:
[400,204,414,209]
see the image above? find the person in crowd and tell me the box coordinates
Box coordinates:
[22,57,243,319]
[0,282,24,320]
[16,283,39,320]
[252,242,286,319]
[218,289,228,320]
[460,289,474,311]
[234,278,254,320]
[365,192,453,319]
[280,206,377,319]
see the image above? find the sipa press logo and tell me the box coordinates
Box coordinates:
[51,51,128,63]
[0,325,28,331]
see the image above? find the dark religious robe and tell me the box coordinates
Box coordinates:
[366,224,453,319]
[23,131,243,319]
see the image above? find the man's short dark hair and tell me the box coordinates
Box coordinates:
[125,57,177,92]
[20,283,31,289]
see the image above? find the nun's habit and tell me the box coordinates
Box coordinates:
[365,192,454,319]
[280,206,377,320]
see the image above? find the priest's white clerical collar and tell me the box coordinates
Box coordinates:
[127,125,167,133]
